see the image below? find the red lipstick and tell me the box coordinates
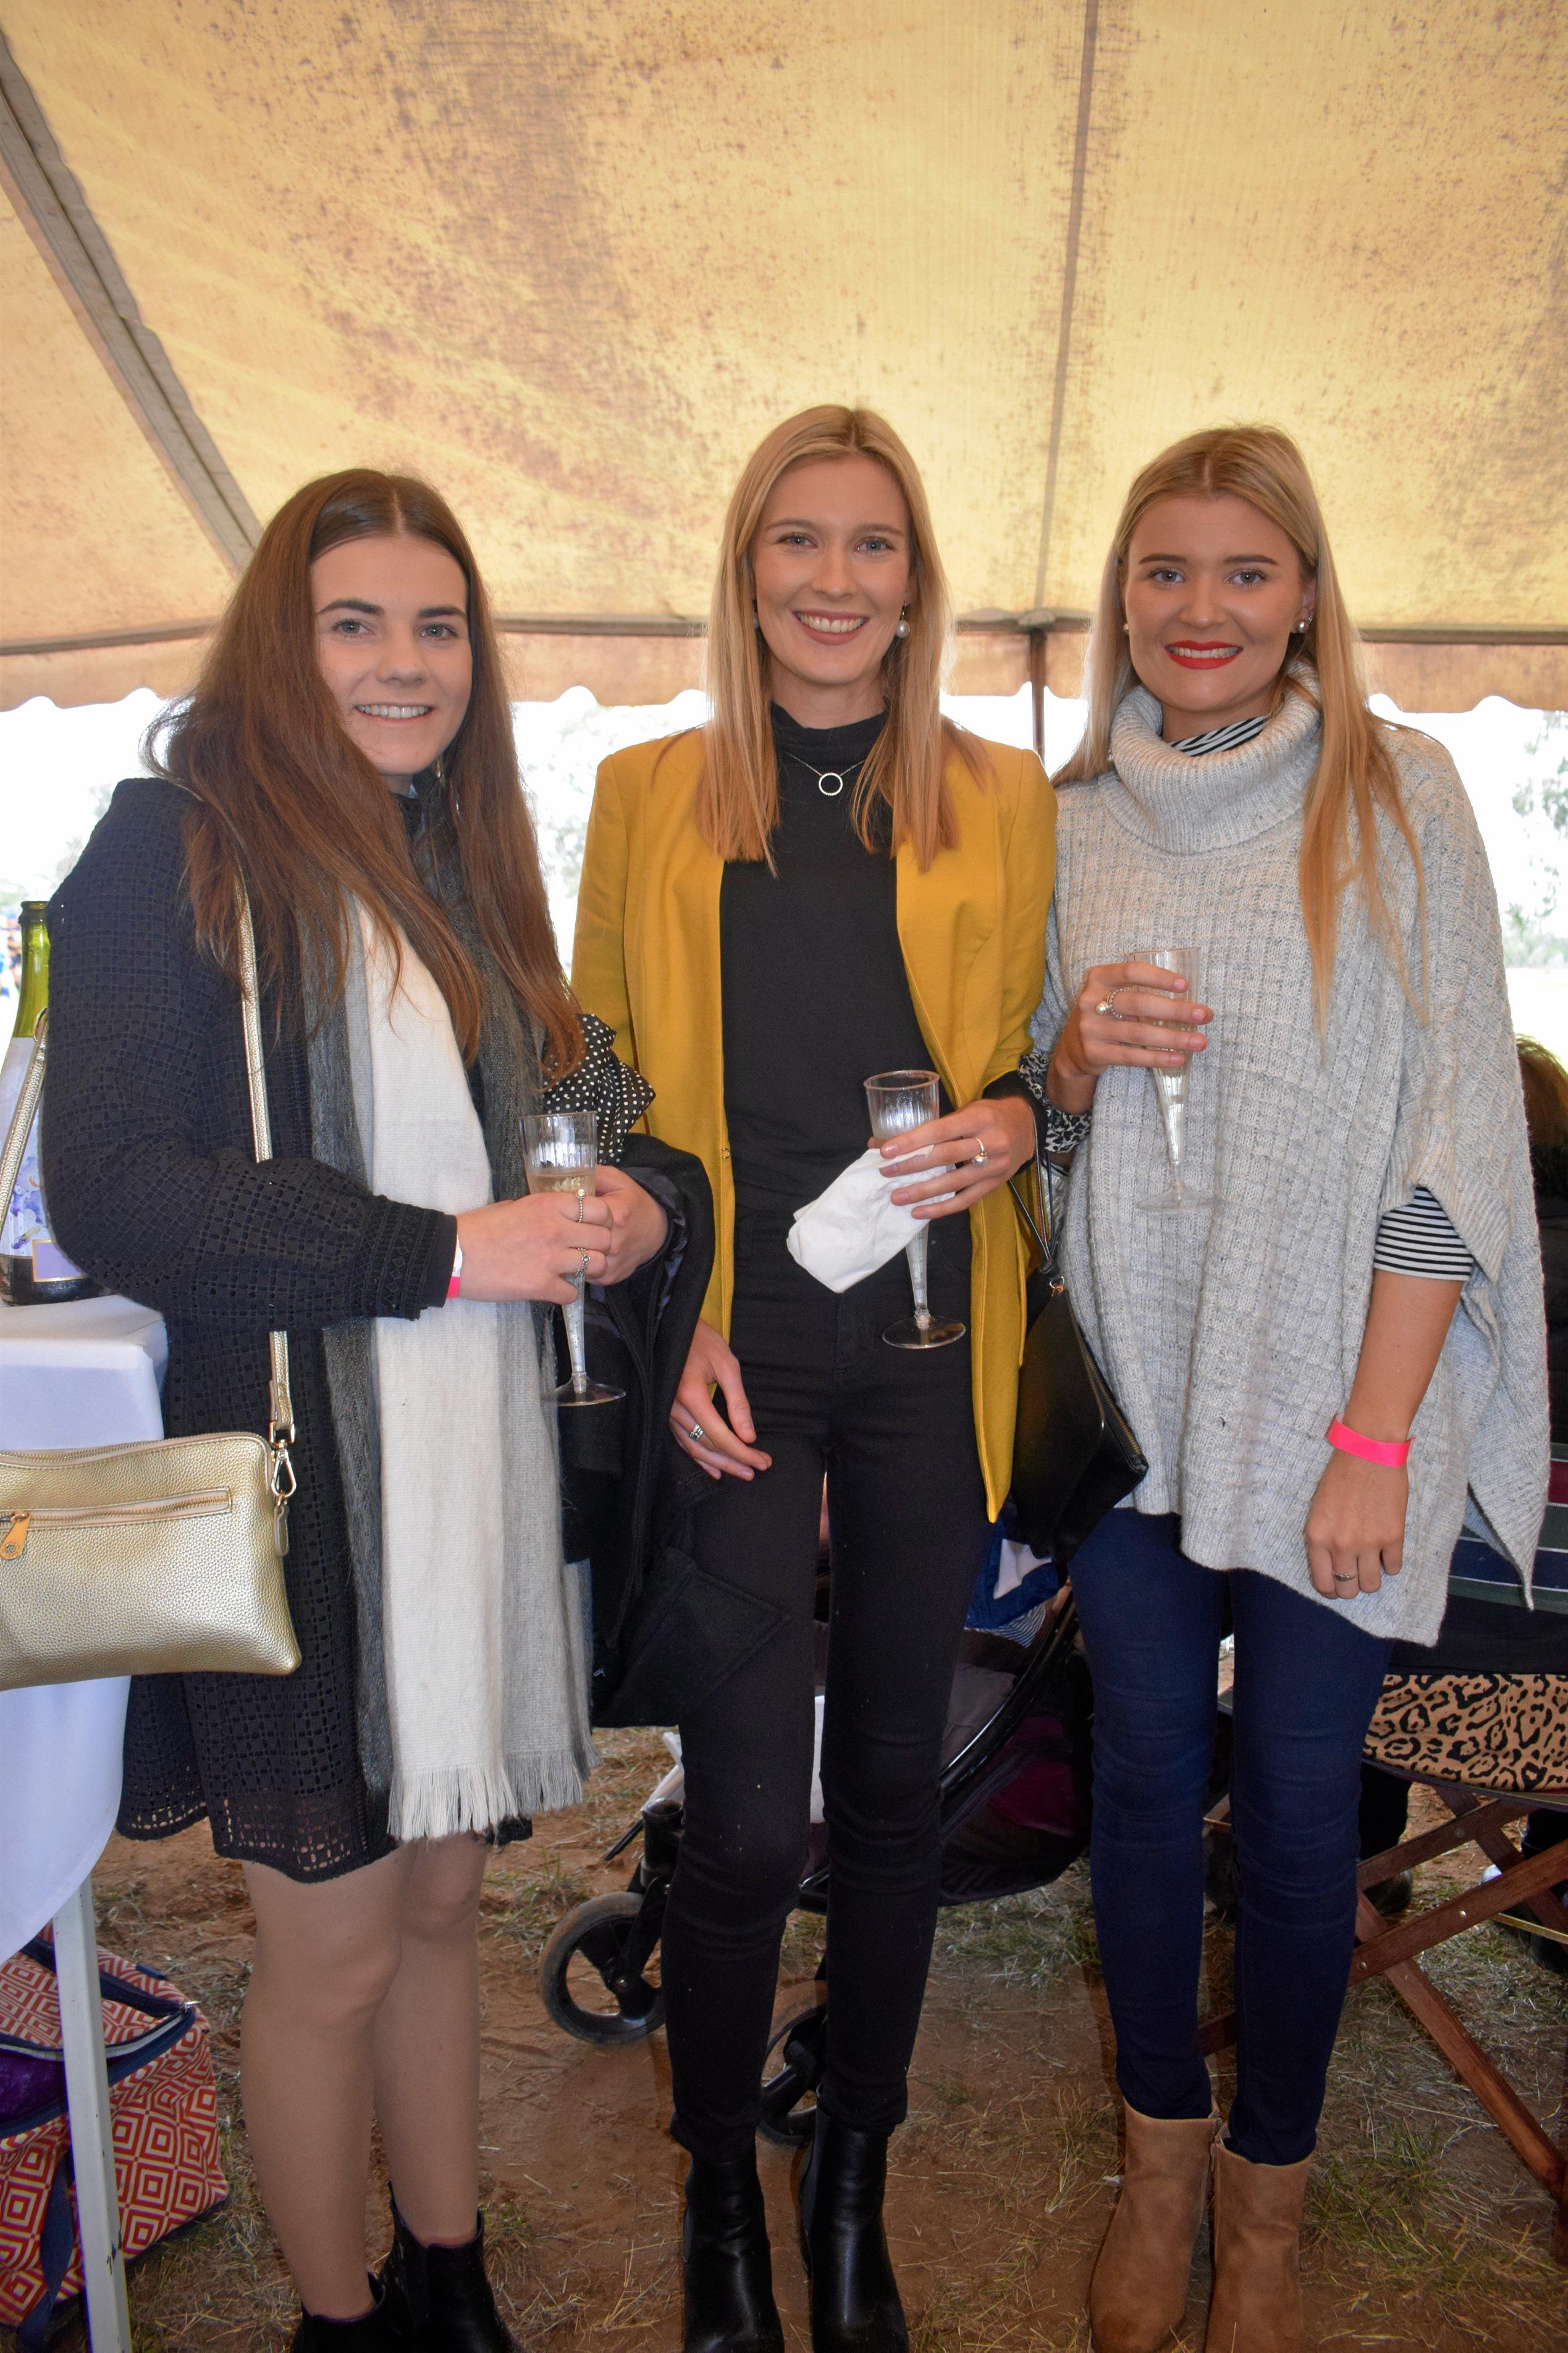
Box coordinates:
[1164,641,1242,670]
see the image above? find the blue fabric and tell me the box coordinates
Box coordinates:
[966,1503,1061,1630]
[1070,1511,1390,2164]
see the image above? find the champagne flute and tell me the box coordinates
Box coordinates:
[521,1110,625,1406]
[1138,947,1212,1212]
[864,1070,966,1350]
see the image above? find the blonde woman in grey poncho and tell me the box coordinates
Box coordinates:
[1016,428,1546,2353]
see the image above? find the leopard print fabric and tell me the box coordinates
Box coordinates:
[1365,1673,1568,1793]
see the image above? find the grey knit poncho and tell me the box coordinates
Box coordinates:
[1034,678,1548,1645]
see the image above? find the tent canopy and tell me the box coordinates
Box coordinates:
[2,1,1565,717]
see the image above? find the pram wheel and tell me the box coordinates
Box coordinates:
[539,1892,665,2043]
[757,2001,827,2147]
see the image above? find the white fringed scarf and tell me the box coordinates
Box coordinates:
[347,905,594,1840]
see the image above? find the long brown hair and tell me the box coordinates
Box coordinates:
[1518,1036,1568,1151]
[1056,426,1423,1025]
[150,469,581,1073]
[699,405,985,868]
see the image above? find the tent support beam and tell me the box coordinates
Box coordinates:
[1033,0,1100,610]
[0,30,259,572]
[6,615,1564,664]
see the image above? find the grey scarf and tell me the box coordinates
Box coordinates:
[306,816,583,1814]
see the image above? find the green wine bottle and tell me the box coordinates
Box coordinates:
[1,902,99,1304]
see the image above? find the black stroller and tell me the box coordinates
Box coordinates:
[537,1585,1091,2144]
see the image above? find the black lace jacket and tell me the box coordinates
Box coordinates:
[42,778,651,1880]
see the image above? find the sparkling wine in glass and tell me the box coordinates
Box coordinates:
[863,1070,966,1350]
[521,1110,624,1406]
[1139,947,1212,1212]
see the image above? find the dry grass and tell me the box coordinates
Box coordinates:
[483,1848,597,1962]
[15,1751,1568,2349]
[932,1859,1103,1996]
[907,1812,1568,2350]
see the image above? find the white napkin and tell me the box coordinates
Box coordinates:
[993,1534,1051,1600]
[787,1147,950,1293]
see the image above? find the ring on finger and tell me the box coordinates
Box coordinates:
[689,1420,704,1442]
[1095,986,1131,1018]
[1333,1571,1357,1586]
[972,1138,988,1167]
[578,1249,591,1280]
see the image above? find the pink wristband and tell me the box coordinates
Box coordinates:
[447,1236,463,1301]
[1325,1416,1410,1468]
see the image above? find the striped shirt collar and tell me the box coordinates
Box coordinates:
[1168,713,1270,757]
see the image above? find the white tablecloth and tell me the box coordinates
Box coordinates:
[0,1295,167,1962]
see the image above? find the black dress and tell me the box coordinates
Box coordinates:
[44,779,643,1880]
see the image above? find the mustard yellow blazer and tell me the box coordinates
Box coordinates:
[571,729,1056,1518]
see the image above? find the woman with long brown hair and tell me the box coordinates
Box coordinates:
[573,405,1057,2353]
[1020,427,1546,2351]
[43,471,670,2351]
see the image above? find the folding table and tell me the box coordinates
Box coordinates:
[1,1293,169,2352]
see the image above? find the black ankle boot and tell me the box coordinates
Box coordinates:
[291,2277,400,2349]
[681,2152,785,2353]
[379,2197,520,2351]
[796,2114,908,2352]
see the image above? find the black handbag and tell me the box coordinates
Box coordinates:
[1008,1142,1147,1565]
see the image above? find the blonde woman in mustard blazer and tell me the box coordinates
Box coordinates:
[573,406,1053,2353]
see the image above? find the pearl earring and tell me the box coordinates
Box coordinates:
[895,611,909,638]
[1294,618,1310,632]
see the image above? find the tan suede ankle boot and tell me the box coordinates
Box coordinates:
[1088,2105,1220,2353]
[1204,2139,1310,2351]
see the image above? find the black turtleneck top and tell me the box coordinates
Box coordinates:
[719,705,941,1219]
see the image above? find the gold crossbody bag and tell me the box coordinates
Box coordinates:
[0,892,301,1691]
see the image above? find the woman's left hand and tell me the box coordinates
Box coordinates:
[592,1165,668,1283]
[877,1092,1037,1220]
[1304,1451,1408,1598]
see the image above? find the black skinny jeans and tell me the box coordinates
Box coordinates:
[662,1210,990,2163]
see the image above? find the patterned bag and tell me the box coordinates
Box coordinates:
[0,1938,227,2347]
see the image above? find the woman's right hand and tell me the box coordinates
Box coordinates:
[670,1319,772,1482]
[454,1194,612,1304]
[1047,960,1213,1113]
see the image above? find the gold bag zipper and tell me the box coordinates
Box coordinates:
[0,1490,232,1560]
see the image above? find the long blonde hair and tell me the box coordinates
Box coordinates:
[699,405,984,867]
[1056,425,1423,1023]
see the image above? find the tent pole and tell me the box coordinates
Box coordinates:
[1027,624,1047,762]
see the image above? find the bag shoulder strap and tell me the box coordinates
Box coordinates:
[1008,1135,1063,1277]
[234,889,296,1451]
[2,877,297,1487]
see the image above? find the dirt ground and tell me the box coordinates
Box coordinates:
[17,1730,1568,2352]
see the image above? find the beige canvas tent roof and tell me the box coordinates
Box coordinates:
[2,1,1565,720]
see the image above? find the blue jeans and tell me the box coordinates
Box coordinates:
[1071,1511,1391,2164]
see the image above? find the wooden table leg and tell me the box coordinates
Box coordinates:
[53,1875,132,2352]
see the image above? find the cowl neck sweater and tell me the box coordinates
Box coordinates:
[1103,680,1321,855]
[1034,678,1548,1644]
